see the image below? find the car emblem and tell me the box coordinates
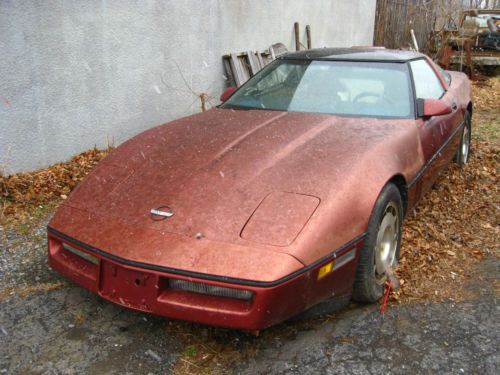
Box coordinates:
[150,206,174,221]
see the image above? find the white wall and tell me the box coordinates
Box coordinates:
[0,0,376,174]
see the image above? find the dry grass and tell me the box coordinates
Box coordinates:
[0,282,66,301]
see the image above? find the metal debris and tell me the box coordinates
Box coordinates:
[145,349,162,362]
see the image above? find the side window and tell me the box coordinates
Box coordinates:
[438,66,452,86]
[410,59,445,99]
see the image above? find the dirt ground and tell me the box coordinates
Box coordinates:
[1,78,498,374]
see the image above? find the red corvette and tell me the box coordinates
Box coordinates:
[48,48,472,330]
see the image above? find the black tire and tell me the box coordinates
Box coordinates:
[352,183,403,303]
[455,111,472,168]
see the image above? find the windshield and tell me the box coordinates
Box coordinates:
[221,59,413,118]
[467,14,500,28]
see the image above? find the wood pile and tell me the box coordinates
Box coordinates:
[222,43,287,87]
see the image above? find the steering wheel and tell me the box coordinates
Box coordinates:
[353,91,394,105]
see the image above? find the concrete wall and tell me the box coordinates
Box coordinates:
[0,0,376,174]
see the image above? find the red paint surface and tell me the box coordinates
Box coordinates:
[48,231,361,330]
[53,110,424,268]
[47,51,472,329]
[241,192,320,246]
[423,99,452,117]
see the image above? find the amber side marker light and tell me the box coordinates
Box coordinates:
[62,243,99,265]
[317,261,334,280]
[317,248,358,280]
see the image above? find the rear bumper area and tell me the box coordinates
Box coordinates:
[48,228,363,330]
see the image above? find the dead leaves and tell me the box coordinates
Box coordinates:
[0,147,111,226]
[394,98,499,303]
[390,76,499,303]
[472,76,500,112]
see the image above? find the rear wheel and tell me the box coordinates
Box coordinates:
[353,183,403,303]
[455,111,471,167]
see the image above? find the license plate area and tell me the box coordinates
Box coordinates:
[99,261,156,312]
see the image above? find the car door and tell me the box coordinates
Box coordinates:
[410,59,463,197]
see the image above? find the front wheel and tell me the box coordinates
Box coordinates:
[353,183,403,303]
[455,111,472,167]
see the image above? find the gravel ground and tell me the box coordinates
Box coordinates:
[0,217,498,375]
[236,257,499,375]
[0,218,181,374]
[0,219,53,294]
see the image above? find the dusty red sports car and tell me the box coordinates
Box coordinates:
[48,48,472,330]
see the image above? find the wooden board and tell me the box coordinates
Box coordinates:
[247,51,260,75]
[223,58,236,87]
[229,53,245,87]
[223,44,288,87]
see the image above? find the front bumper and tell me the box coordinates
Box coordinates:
[48,228,362,330]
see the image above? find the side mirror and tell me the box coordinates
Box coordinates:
[220,87,237,102]
[416,98,453,118]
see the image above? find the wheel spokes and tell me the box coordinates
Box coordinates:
[462,126,470,163]
[374,202,399,283]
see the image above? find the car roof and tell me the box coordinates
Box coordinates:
[463,8,500,15]
[280,47,425,62]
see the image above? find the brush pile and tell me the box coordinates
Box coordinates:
[1,148,110,224]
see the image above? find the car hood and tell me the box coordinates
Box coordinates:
[55,108,422,264]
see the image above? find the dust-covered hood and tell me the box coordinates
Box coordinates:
[53,107,421,261]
